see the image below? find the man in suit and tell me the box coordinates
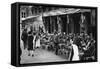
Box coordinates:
[54,34,60,55]
[21,29,28,49]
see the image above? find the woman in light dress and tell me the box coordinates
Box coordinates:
[36,33,41,48]
[33,33,41,49]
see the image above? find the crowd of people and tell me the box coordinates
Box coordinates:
[40,31,96,61]
[21,26,96,61]
[21,26,41,57]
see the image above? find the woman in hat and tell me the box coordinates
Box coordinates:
[27,27,34,57]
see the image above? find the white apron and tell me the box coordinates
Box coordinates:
[72,44,79,61]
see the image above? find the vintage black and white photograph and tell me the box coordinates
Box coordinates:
[19,5,97,64]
